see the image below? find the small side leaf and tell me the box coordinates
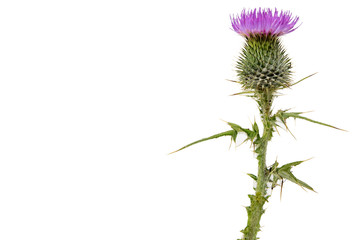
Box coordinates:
[247,173,257,181]
[252,121,259,135]
[169,130,236,154]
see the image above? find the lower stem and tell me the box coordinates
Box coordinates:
[241,91,274,240]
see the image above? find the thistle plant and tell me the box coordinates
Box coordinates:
[171,8,342,240]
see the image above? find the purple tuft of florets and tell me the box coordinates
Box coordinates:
[231,8,299,37]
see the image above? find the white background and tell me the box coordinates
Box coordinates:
[0,0,358,239]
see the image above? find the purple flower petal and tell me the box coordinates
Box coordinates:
[230,8,299,37]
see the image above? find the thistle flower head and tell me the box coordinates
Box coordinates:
[231,8,299,38]
[233,9,298,91]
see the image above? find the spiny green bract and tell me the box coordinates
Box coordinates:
[236,35,292,91]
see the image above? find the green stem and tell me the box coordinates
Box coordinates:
[241,91,274,240]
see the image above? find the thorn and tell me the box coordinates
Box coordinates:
[280,179,284,201]
[275,124,285,131]
[247,116,252,125]
[290,72,318,87]
[274,125,280,135]
[219,118,228,124]
[298,183,307,192]
[168,149,178,155]
[301,110,314,114]
[301,157,314,162]
[283,120,296,140]
[230,91,255,96]
[225,79,239,83]
[236,138,248,148]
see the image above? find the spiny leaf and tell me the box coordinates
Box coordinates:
[226,121,255,138]
[291,114,345,131]
[169,130,236,154]
[225,121,260,147]
[276,159,315,192]
[275,110,345,131]
[170,120,258,154]
[274,111,296,138]
[277,170,316,192]
[270,159,315,192]
[277,160,309,172]
[290,72,318,87]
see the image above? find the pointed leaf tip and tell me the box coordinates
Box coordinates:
[169,130,237,154]
[294,115,346,131]
[277,158,312,172]
[230,91,255,96]
[290,72,318,87]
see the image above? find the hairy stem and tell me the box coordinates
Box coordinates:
[241,91,274,240]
